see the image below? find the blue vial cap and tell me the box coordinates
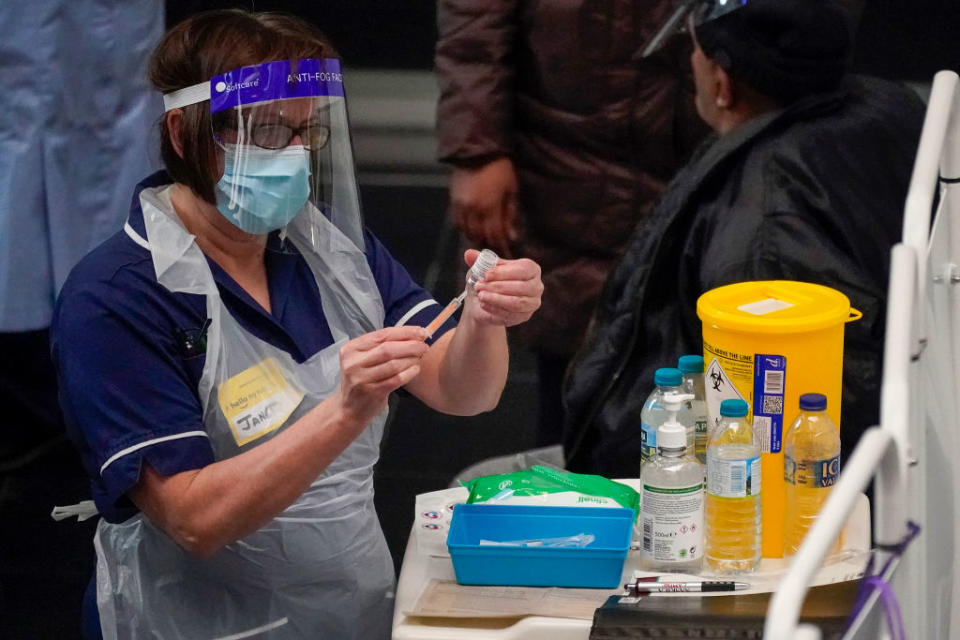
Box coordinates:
[720,398,749,417]
[654,367,683,386]
[677,355,704,373]
[799,393,827,411]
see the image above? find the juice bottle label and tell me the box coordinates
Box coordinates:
[785,454,840,488]
[641,483,704,562]
[707,455,761,498]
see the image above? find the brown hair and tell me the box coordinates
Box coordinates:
[149,10,338,203]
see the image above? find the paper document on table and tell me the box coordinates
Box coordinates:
[406,579,613,620]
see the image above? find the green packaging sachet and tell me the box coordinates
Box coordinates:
[463,465,639,515]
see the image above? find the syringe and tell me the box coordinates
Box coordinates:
[400,249,499,338]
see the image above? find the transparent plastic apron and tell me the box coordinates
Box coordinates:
[95,185,391,640]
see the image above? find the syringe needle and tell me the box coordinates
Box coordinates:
[424,290,466,339]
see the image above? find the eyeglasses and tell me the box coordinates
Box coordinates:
[246,122,331,150]
[214,122,331,150]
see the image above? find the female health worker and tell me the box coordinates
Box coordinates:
[51,10,543,640]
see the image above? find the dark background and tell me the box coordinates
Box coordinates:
[162,0,960,80]
[1,1,958,638]
[166,0,440,69]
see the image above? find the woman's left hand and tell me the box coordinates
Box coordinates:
[465,249,543,327]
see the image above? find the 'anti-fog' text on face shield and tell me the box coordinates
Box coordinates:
[162,58,366,251]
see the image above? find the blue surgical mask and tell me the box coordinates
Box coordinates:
[215,144,312,234]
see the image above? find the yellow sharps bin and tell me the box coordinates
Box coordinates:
[696,281,860,558]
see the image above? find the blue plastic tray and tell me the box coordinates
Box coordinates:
[446,504,633,588]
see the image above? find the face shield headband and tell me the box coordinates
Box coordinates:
[641,0,749,57]
[162,58,365,250]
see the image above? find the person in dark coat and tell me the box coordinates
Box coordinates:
[562,0,926,476]
[434,0,708,445]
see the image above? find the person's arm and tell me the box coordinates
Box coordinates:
[436,0,520,254]
[130,325,428,557]
[435,0,517,165]
[404,249,542,414]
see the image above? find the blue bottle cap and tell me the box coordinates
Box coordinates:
[654,367,683,386]
[677,355,705,374]
[799,393,827,411]
[720,398,749,417]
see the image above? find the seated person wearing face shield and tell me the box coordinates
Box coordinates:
[563,0,925,476]
[51,10,543,640]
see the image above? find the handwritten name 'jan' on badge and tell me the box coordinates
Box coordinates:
[217,357,304,446]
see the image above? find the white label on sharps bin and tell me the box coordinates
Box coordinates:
[737,297,794,315]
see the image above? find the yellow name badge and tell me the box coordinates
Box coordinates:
[217,357,304,447]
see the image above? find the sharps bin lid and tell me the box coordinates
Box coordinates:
[696,281,859,334]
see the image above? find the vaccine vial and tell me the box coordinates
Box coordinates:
[467,249,499,289]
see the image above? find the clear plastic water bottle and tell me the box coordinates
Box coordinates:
[783,393,841,556]
[640,392,704,573]
[705,398,761,574]
[640,368,694,470]
[678,355,708,464]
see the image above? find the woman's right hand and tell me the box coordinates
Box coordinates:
[336,326,428,427]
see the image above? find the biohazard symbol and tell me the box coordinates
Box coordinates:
[710,369,725,392]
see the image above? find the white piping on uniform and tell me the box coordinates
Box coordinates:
[100,431,209,475]
[123,221,151,250]
[394,299,439,328]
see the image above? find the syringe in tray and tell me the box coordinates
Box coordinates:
[478,533,595,548]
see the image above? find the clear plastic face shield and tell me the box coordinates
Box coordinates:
[163,58,365,250]
[642,0,749,57]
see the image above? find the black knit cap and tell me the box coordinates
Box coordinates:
[695,0,852,104]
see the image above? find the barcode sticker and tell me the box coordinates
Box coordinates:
[753,354,786,453]
[764,370,784,394]
[642,519,653,552]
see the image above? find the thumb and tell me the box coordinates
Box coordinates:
[463,248,480,269]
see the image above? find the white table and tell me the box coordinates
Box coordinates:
[392,483,870,640]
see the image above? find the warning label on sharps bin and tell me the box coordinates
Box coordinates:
[703,340,786,453]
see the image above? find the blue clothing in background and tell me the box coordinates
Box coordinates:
[52,172,456,524]
[0,1,163,331]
